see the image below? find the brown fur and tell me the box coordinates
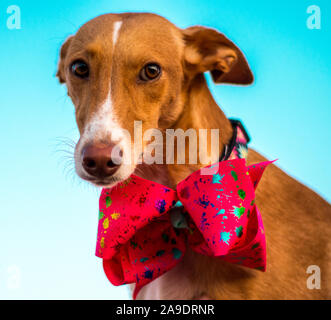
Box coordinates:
[57,12,331,300]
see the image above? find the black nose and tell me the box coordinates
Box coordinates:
[81,143,122,178]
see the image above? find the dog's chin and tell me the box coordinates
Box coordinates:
[77,166,135,189]
[89,178,121,188]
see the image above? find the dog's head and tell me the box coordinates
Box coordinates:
[57,13,253,187]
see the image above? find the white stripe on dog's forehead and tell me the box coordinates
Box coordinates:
[113,21,122,46]
[81,20,124,144]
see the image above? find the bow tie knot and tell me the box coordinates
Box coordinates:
[96,158,273,299]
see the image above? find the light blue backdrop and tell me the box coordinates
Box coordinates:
[0,0,330,299]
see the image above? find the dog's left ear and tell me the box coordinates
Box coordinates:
[56,36,73,84]
[182,26,253,85]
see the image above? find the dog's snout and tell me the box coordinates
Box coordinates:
[81,143,122,178]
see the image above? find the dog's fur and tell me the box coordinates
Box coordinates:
[57,13,331,299]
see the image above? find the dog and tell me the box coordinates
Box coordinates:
[57,12,331,299]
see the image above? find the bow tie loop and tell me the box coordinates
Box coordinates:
[177,159,257,257]
[97,179,177,260]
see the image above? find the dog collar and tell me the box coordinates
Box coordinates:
[220,119,250,161]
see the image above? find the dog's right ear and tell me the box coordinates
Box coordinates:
[56,36,73,84]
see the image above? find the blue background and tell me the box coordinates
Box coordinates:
[0,0,330,299]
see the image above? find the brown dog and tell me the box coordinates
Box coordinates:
[57,13,331,299]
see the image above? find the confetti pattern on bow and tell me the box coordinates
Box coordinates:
[96,158,273,299]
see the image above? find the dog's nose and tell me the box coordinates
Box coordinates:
[81,143,122,178]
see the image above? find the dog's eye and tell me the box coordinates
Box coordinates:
[139,63,161,81]
[71,60,89,79]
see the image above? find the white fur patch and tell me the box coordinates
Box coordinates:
[82,19,123,144]
[113,21,122,46]
[82,20,123,144]
[84,92,123,142]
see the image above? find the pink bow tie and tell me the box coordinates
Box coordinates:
[96,158,273,299]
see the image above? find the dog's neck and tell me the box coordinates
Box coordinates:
[135,74,233,188]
